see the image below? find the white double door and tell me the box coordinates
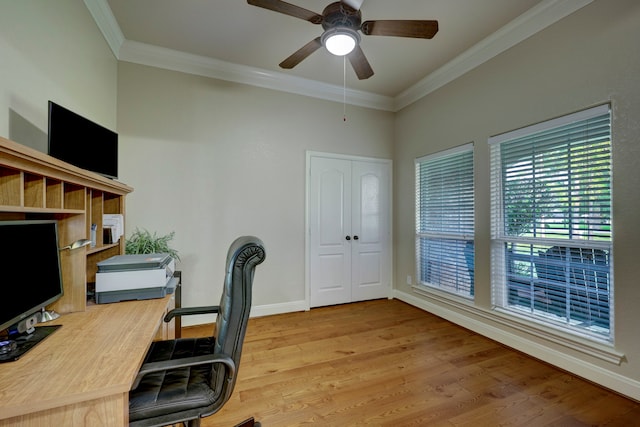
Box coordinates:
[308,154,391,308]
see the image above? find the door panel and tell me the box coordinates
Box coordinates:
[310,157,351,307]
[351,161,390,302]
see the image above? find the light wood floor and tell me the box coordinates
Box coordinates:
[182,299,640,426]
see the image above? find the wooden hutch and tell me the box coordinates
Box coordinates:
[0,136,133,314]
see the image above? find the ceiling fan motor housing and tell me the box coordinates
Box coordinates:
[321,2,362,31]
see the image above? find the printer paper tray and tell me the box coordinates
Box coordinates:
[95,277,178,304]
[96,287,167,304]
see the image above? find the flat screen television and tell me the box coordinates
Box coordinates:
[0,220,64,360]
[47,101,118,179]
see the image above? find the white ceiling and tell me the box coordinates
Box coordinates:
[89,0,592,111]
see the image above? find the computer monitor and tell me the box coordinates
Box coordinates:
[0,220,64,361]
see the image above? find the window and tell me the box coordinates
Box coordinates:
[415,144,475,297]
[489,105,612,340]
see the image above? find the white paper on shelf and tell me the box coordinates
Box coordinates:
[103,214,124,242]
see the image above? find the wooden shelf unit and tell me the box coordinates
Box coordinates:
[0,136,133,314]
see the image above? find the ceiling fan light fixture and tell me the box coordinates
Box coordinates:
[321,27,359,56]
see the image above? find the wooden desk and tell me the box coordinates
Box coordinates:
[0,296,171,426]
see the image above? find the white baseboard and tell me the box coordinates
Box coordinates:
[393,289,640,402]
[250,300,309,318]
[180,299,308,328]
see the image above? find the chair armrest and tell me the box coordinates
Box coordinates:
[131,353,235,390]
[164,305,220,322]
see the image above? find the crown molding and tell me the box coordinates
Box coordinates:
[394,0,594,110]
[83,0,125,57]
[118,40,395,111]
[86,0,592,113]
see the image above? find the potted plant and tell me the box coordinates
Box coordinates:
[125,227,180,262]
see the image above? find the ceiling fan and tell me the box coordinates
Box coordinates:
[247,0,439,80]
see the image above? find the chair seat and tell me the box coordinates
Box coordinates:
[129,337,220,422]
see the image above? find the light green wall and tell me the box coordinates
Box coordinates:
[394,0,640,398]
[116,62,394,322]
[0,0,118,150]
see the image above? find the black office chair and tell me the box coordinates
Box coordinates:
[129,236,266,427]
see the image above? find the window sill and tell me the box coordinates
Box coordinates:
[410,284,624,365]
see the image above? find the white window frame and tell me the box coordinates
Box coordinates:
[489,104,613,342]
[415,143,475,298]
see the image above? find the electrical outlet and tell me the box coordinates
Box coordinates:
[406,275,412,285]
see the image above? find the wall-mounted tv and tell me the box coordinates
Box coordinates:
[47,101,118,179]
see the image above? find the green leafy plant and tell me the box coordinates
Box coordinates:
[125,228,180,261]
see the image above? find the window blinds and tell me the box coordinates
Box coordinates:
[416,144,474,297]
[489,104,612,338]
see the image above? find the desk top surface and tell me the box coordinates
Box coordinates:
[0,297,171,420]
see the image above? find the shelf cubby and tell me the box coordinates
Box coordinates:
[0,167,22,207]
[24,173,46,208]
[103,192,123,214]
[63,182,85,210]
[45,178,63,209]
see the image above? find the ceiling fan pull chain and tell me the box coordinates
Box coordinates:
[343,55,347,122]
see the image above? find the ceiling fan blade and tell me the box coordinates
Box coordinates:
[361,20,439,39]
[341,0,364,11]
[347,45,374,80]
[247,0,323,24]
[279,37,323,69]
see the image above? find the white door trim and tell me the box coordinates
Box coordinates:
[305,151,393,309]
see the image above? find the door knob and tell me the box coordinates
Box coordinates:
[353,235,359,240]
[345,235,351,240]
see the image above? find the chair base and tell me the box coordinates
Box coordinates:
[234,417,260,427]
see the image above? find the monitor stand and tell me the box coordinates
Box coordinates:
[0,325,61,363]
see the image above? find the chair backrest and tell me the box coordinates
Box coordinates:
[209,236,265,410]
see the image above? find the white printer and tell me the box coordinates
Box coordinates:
[95,253,177,303]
